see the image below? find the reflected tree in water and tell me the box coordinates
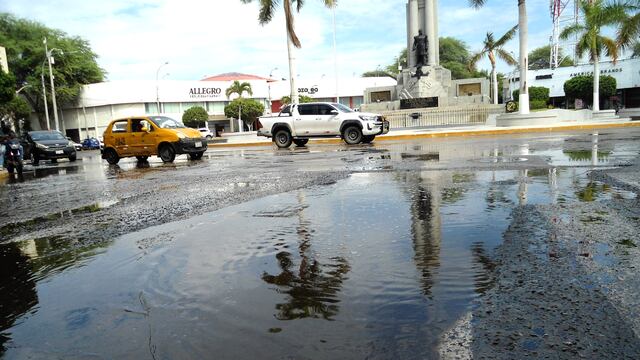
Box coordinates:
[0,243,38,355]
[262,193,350,321]
[470,242,497,295]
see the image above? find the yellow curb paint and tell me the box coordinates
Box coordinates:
[207,122,640,148]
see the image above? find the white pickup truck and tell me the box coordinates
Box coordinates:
[257,102,390,148]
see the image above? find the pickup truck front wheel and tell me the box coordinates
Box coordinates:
[274,130,292,149]
[343,126,363,145]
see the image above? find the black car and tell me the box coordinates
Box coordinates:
[23,130,77,165]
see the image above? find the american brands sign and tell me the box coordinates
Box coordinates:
[189,87,222,98]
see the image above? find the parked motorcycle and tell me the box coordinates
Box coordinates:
[3,138,24,176]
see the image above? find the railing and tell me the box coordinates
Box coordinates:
[382,105,504,128]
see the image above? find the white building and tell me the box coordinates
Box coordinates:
[505,57,640,109]
[31,73,396,141]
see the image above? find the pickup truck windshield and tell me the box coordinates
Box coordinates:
[149,116,186,129]
[333,103,354,113]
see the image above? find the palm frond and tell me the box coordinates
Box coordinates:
[633,42,640,57]
[617,12,640,49]
[468,51,484,71]
[574,34,591,60]
[494,25,518,48]
[560,23,586,40]
[599,35,619,62]
[468,0,487,9]
[496,48,517,66]
[257,0,279,25]
[295,0,304,12]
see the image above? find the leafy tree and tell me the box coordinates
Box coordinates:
[182,106,209,128]
[513,86,549,109]
[224,98,265,130]
[560,0,627,112]
[0,13,105,130]
[280,95,314,104]
[0,70,15,104]
[225,80,253,99]
[469,25,518,104]
[564,75,616,106]
[528,45,574,69]
[1,97,32,133]
[241,0,335,104]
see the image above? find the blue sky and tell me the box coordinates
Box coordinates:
[2,0,560,81]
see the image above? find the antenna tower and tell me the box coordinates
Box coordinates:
[550,0,580,68]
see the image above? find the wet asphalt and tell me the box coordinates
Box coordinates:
[1,128,640,359]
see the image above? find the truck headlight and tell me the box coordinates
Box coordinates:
[359,115,378,122]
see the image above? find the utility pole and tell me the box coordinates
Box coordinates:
[44,38,60,131]
[40,60,50,130]
[332,6,340,104]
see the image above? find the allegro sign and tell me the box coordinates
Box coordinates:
[189,87,222,98]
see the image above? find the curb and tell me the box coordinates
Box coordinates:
[0,171,9,181]
[206,121,640,149]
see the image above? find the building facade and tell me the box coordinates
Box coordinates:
[31,74,396,141]
[505,57,640,109]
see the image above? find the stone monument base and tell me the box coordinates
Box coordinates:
[396,66,452,108]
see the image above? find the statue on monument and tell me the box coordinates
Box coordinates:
[412,29,428,67]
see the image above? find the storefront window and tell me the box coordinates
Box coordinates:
[145,103,159,114]
[207,101,227,114]
[352,96,364,109]
[163,102,180,114]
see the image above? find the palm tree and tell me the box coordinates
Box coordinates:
[225,81,253,131]
[561,0,627,112]
[469,26,518,105]
[469,0,530,114]
[617,0,640,57]
[225,80,253,99]
[241,0,336,105]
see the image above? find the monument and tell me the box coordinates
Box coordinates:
[363,0,490,111]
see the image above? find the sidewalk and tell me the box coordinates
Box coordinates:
[209,118,640,148]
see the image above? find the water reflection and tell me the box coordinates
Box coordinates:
[470,242,497,295]
[0,242,38,355]
[262,193,350,321]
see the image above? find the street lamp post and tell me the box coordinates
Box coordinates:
[332,6,340,104]
[156,61,169,114]
[44,38,62,132]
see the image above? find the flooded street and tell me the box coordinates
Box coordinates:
[1,129,640,359]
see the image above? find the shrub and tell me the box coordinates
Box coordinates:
[564,75,616,102]
[530,100,548,110]
[224,98,265,126]
[182,106,209,128]
[512,86,549,103]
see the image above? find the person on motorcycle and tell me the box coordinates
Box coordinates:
[0,121,23,170]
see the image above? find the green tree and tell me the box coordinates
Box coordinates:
[182,106,209,128]
[224,98,265,130]
[560,0,627,112]
[241,0,335,104]
[0,13,105,130]
[0,97,32,133]
[470,0,531,114]
[528,45,574,69]
[280,95,314,104]
[0,70,15,104]
[564,75,616,106]
[469,25,518,104]
[225,80,253,99]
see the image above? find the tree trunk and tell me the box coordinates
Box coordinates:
[286,14,299,105]
[491,65,498,105]
[518,0,530,114]
[593,53,600,112]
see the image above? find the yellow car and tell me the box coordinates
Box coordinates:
[102,116,207,164]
